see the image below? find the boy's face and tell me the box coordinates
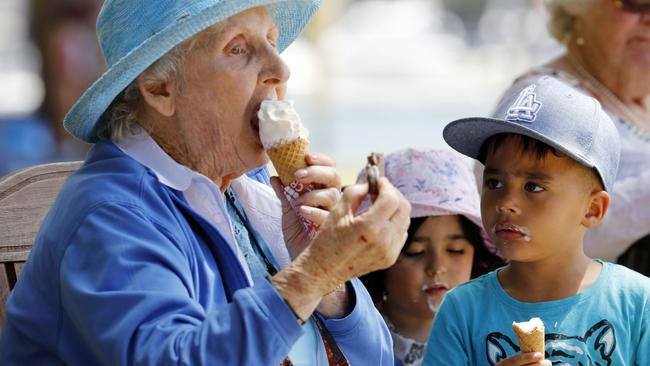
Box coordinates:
[481,138,597,262]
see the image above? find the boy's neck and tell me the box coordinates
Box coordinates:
[498,248,602,303]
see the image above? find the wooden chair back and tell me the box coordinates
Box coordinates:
[0,161,82,329]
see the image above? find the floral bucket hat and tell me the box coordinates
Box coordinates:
[63,0,320,143]
[358,148,500,256]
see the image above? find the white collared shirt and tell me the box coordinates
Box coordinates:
[115,129,291,285]
[116,129,323,365]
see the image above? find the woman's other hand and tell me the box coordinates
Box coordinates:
[309,177,411,283]
[272,176,411,321]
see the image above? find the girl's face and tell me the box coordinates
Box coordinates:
[384,215,475,320]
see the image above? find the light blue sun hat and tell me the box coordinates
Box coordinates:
[63,0,320,143]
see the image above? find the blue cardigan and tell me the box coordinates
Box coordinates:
[0,142,392,365]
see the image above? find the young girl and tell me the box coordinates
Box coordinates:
[359,148,504,366]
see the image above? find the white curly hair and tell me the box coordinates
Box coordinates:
[545,0,592,43]
[96,23,226,142]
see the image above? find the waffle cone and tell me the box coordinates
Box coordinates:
[267,138,309,186]
[512,321,545,355]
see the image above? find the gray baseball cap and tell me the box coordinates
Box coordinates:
[443,75,620,191]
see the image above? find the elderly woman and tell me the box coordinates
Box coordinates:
[498,0,650,274]
[0,1,411,365]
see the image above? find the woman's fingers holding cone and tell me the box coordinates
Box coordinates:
[295,187,340,211]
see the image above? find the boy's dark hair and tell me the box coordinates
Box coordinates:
[478,133,559,164]
[478,133,604,191]
[360,215,505,304]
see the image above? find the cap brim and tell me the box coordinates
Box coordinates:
[443,117,596,169]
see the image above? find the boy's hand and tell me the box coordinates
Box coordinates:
[496,352,551,366]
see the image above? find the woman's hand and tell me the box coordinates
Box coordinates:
[272,177,411,321]
[495,353,551,366]
[307,178,411,282]
[270,153,341,259]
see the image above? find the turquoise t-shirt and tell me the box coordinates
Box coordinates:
[424,261,650,365]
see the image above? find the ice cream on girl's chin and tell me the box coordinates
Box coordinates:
[258,100,309,150]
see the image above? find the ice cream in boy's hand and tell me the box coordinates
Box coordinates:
[512,317,545,356]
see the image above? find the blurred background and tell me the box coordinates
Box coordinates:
[0,0,562,184]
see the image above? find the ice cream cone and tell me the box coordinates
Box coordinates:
[258,100,317,238]
[512,317,545,355]
[258,100,310,186]
[267,138,309,186]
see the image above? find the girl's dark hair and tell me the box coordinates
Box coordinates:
[360,215,505,304]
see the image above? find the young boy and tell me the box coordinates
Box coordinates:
[423,76,650,366]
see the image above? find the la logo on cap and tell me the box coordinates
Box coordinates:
[506,85,542,123]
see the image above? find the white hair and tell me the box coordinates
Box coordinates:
[544,0,592,43]
[96,23,225,142]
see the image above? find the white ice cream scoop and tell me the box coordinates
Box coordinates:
[258,100,309,150]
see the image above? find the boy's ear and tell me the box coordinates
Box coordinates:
[582,191,610,228]
[138,78,176,117]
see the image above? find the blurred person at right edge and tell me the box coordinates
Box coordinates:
[358,149,505,366]
[497,0,650,275]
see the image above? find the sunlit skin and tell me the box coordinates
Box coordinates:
[575,0,650,73]
[552,0,650,117]
[138,7,290,188]
[382,215,474,342]
[481,143,592,266]
[482,137,610,366]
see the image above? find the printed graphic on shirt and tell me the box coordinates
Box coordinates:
[403,343,425,365]
[485,319,616,365]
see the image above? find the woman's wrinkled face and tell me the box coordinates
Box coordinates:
[575,0,650,71]
[172,7,289,179]
[383,215,475,320]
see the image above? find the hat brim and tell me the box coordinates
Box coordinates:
[357,195,500,258]
[410,203,500,258]
[64,0,320,143]
[443,117,596,170]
